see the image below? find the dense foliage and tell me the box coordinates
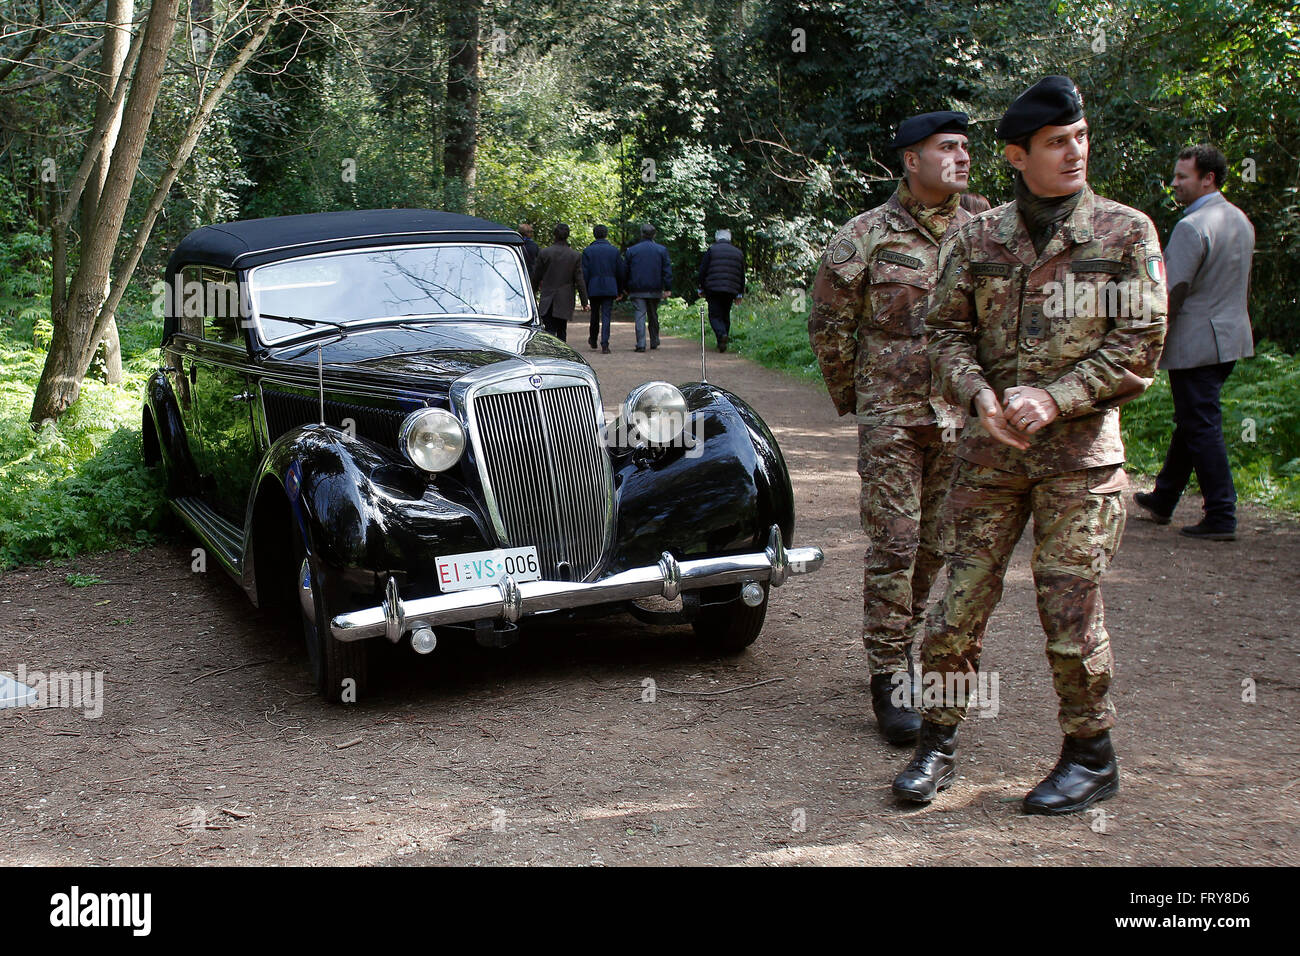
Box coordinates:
[0,196,166,567]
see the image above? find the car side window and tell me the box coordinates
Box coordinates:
[177,266,205,339]
[199,267,244,347]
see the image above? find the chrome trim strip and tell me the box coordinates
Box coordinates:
[329,526,825,641]
[171,496,243,575]
[384,576,404,643]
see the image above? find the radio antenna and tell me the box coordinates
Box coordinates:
[317,343,325,425]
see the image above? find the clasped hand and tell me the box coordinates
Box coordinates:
[974,386,1059,450]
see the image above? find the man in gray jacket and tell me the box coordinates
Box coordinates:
[1135,145,1255,540]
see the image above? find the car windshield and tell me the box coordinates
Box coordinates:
[249,243,530,343]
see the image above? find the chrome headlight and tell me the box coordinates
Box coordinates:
[626,381,688,444]
[399,408,465,473]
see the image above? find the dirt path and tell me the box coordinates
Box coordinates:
[2,316,1297,866]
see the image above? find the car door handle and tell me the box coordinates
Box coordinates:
[231,391,254,403]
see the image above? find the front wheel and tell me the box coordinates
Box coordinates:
[292,535,370,704]
[692,582,769,654]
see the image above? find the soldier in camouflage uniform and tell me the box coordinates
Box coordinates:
[808,111,971,745]
[891,77,1167,814]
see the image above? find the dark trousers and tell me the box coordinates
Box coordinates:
[588,297,615,346]
[1151,361,1237,527]
[542,306,567,341]
[705,293,734,344]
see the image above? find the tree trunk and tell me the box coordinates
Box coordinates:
[83,0,134,386]
[49,12,143,324]
[30,0,180,424]
[443,0,480,213]
[85,1,287,356]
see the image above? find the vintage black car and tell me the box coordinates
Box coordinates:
[143,210,822,702]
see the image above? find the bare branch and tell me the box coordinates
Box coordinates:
[88,0,291,358]
[0,0,103,86]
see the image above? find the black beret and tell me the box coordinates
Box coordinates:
[889,110,969,149]
[996,76,1085,141]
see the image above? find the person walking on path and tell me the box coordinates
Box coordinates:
[519,222,540,272]
[623,223,672,352]
[582,224,626,354]
[1134,144,1255,542]
[532,222,588,341]
[698,229,746,352]
[892,77,1167,815]
[808,109,972,746]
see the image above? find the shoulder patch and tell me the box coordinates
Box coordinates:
[875,249,922,270]
[830,238,858,265]
[970,261,1013,277]
[1146,255,1165,284]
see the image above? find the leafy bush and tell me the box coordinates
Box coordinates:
[658,295,822,382]
[1122,341,1300,513]
[0,225,167,569]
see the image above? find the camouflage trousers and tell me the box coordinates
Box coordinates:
[920,460,1128,736]
[859,423,956,676]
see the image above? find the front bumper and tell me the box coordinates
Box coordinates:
[330,525,823,642]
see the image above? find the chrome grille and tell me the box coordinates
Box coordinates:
[470,382,610,581]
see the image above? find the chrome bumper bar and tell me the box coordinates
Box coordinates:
[330,525,823,642]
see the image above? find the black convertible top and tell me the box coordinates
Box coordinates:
[166,208,523,275]
[161,209,526,339]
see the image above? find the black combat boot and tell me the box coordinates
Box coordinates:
[891,720,959,803]
[1022,730,1119,815]
[870,672,921,745]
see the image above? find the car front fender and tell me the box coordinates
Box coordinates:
[144,370,200,493]
[605,382,796,573]
[250,425,495,610]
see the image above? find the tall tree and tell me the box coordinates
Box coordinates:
[443,0,480,212]
[79,0,135,385]
[33,0,181,424]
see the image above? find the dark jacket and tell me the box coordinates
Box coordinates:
[698,240,745,297]
[532,241,588,320]
[581,238,626,298]
[521,237,540,271]
[624,239,672,296]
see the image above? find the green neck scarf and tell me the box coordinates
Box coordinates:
[897,180,961,241]
[1014,174,1083,255]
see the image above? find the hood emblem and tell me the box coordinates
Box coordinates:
[529,374,543,388]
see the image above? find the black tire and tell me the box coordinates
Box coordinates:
[692,582,769,653]
[291,530,369,704]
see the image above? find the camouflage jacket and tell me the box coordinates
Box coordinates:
[926,186,1168,477]
[807,189,968,428]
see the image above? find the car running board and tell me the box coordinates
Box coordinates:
[171,496,243,574]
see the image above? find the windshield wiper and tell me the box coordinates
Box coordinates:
[259,313,350,334]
